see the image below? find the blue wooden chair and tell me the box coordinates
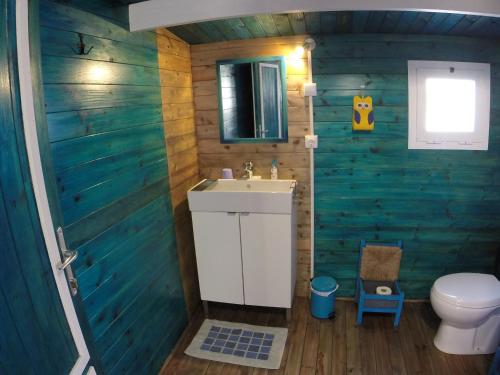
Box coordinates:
[356,240,405,327]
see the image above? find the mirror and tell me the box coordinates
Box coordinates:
[216,56,288,143]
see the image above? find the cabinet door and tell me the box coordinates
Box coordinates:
[240,213,293,308]
[191,212,244,304]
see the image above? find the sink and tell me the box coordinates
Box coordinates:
[188,179,297,214]
[202,179,294,192]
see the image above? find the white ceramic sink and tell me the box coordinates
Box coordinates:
[188,179,297,214]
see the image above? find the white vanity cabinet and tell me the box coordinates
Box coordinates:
[188,179,297,310]
[191,211,244,305]
[239,212,296,308]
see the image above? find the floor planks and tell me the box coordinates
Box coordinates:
[160,298,493,375]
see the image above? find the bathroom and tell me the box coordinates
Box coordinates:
[1,0,500,374]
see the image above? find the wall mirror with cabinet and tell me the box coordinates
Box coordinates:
[216,56,288,143]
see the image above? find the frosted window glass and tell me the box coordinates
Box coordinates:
[425,78,476,133]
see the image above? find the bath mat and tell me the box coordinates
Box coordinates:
[184,319,288,369]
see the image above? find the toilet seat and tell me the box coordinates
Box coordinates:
[433,273,500,309]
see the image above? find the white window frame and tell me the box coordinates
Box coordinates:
[408,60,490,150]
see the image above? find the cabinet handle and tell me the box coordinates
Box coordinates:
[227,212,237,216]
[240,212,250,216]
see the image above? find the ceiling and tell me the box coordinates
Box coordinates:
[165,11,500,45]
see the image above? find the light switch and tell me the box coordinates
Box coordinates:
[303,83,317,97]
[305,134,318,149]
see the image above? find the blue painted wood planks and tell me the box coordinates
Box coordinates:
[0,1,78,372]
[312,34,500,299]
[40,0,187,373]
[166,11,500,45]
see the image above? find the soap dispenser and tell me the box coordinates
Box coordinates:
[271,159,278,180]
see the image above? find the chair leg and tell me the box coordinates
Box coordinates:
[394,302,403,327]
[393,311,401,327]
[356,301,364,326]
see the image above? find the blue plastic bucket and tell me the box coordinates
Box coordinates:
[310,276,339,319]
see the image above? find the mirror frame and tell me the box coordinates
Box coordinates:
[216,56,288,144]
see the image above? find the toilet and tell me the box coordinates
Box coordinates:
[430,273,500,355]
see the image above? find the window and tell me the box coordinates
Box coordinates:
[408,60,490,150]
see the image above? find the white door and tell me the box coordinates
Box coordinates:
[16,1,91,373]
[240,213,293,308]
[191,212,244,304]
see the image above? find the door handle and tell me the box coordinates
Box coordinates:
[56,227,78,270]
[56,227,79,296]
[57,250,78,271]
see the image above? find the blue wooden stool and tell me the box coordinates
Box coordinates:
[356,240,405,327]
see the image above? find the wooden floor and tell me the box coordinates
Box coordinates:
[160,298,493,375]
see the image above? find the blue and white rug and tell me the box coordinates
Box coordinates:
[184,319,288,369]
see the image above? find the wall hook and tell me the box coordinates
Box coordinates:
[72,33,93,55]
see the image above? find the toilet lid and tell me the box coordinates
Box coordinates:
[433,273,500,308]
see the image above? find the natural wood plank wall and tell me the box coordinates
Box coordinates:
[190,36,312,297]
[156,29,201,316]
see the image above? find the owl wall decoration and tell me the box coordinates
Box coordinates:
[352,96,374,131]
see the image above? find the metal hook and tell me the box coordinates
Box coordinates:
[72,33,93,55]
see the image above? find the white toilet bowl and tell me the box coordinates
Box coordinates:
[430,273,500,355]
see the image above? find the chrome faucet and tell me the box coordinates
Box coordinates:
[242,161,254,179]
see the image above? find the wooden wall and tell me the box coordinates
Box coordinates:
[40,1,187,373]
[312,34,500,298]
[156,29,201,317]
[168,12,500,45]
[0,2,77,371]
[191,36,312,296]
